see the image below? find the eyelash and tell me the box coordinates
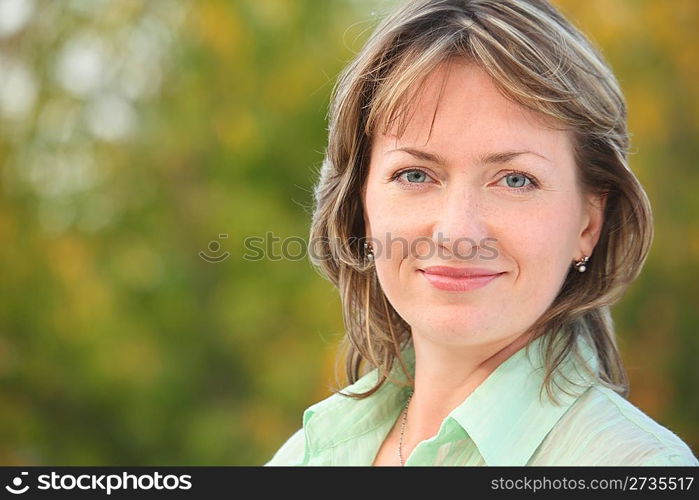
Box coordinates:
[389,168,540,192]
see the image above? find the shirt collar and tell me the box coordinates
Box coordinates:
[301,348,414,454]
[448,333,600,465]
[302,332,600,465]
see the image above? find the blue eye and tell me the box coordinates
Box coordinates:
[403,170,428,183]
[390,168,433,187]
[500,171,539,191]
[505,173,529,188]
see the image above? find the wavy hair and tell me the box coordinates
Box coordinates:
[308,0,653,404]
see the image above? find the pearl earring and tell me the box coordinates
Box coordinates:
[574,255,589,273]
[364,241,374,261]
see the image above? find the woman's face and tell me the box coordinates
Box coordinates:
[362,60,604,348]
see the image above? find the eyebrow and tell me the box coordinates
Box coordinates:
[386,147,551,165]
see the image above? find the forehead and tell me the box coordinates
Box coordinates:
[372,60,572,160]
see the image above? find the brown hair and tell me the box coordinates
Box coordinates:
[308,0,653,404]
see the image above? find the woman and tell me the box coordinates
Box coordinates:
[266,0,698,466]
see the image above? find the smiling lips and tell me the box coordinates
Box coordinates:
[418,266,505,292]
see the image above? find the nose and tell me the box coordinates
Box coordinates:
[430,184,490,262]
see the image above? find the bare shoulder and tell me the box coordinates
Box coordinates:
[532,385,699,466]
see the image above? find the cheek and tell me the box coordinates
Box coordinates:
[368,211,421,281]
[504,198,581,287]
[364,185,423,253]
[364,187,424,296]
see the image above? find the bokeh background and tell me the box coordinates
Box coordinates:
[0,0,697,465]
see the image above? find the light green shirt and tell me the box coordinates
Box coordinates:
[266,334,698,466]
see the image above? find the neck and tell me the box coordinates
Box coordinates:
[402,331,534,454]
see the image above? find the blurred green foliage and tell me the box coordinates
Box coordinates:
[0,0,696,465]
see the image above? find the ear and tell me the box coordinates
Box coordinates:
[578,192,606,256]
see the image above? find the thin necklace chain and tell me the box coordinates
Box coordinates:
[398,390,414,466]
